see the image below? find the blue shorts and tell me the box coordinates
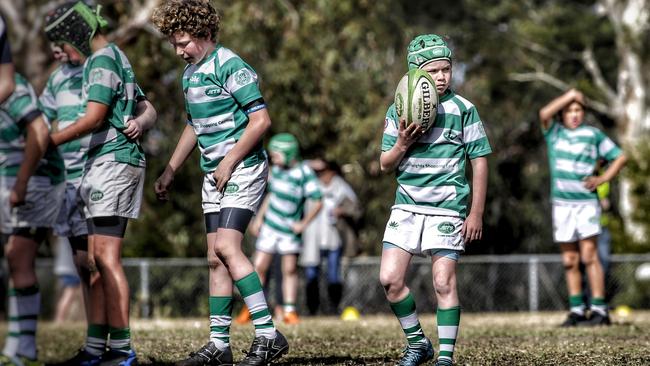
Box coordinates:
[383,242,460,261]
[59,274,81,287]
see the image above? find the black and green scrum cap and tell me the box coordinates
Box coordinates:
[44,1,107,57]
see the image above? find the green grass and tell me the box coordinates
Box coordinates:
[4,311,650,365]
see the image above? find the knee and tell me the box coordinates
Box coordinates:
[207,252,223,271]
[562,252,580,270]
[433,276,454,297]
[93,247,119,269]
[580,250,599,266]
[379,270,405,295]
[212,241,229,261]
[282,265,298,277]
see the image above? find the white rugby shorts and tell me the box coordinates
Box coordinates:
[202,160,268,214]
[552,200,601,243]
[80,161,144,219]
[54,178,88,237]
[255,224,301,255]
[382,208,464,256]
[0,175,64,233]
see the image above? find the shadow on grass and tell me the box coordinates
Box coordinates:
[141,356,394,365]
[275,355,394,365]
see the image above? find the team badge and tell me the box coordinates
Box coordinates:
[234,70,251,85]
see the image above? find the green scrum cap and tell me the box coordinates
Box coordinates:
[268,133,300,164]
[44,1,107,57]
[407,34,452,70]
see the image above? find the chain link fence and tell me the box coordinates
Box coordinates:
[18,254,650,318]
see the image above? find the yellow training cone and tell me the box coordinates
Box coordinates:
[614,305,632,318]
[341,306,361,321]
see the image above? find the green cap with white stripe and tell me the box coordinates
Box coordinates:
[269,133,300,165]
[407,34,452,70]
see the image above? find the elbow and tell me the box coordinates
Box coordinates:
[146,101,158,125]
[260,116,272,134]
[379,161,392,173]
[89,117,104,130]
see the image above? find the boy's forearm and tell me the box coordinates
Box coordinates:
[221,108,271,168]
[51,102,108,146]
[469,157,489,216]
[16,118,49,185]
[134,99,157,130]
[380,144,408,173]
[166,124,197,174]
[539,89,579,127]
[51,115,98,146]
[301,200,323,226]
[600,154,627,183]
[0,64,15,104]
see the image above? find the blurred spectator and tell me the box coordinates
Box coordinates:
[302,159,361,315]
[53,237,83,323]
[596,180,612,276]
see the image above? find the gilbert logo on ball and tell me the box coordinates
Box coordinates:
[395,69,437,131]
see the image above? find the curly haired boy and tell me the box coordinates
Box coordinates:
[153,1,288,365]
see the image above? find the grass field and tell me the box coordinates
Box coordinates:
[4,311,650,365]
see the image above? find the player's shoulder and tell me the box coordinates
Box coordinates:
[451,92,476,110]
[443,91,476,114]
[214,45,244,67]
[50,64,83,86]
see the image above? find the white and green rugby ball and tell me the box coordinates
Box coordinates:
[394,69,437,131]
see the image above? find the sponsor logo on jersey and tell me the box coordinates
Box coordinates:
[90,190,104,201]
[190,75,200,84]
[234,70,251,85]
[224,182,240,195]
[438,221,455,234]
[205,87,222,97]
[388,221,399,229]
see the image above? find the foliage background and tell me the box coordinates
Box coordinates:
[5,0,649,257]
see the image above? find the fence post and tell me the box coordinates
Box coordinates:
[528,256,539,312]
[139,260,150,318]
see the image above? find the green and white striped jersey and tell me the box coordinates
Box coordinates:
[262,163,322,240]
[39,63,89,179]
[182,45,266,173]
[544,121,621,203]
[81,43,145,167]
[382,90,492,218]
[0,73,65,184]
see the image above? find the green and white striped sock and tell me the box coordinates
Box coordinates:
[85,324,108,356]
[590,297,608,316]
[283,303,296,313]
[209,296,232,350]
[437,306,460,366]
[235,272,276,339]
[389,293,426,346]
[569,294,586,316]
[3,285,40,360]
[108,327,132,353]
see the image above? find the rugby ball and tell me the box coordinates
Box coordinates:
[394,69,437,131]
